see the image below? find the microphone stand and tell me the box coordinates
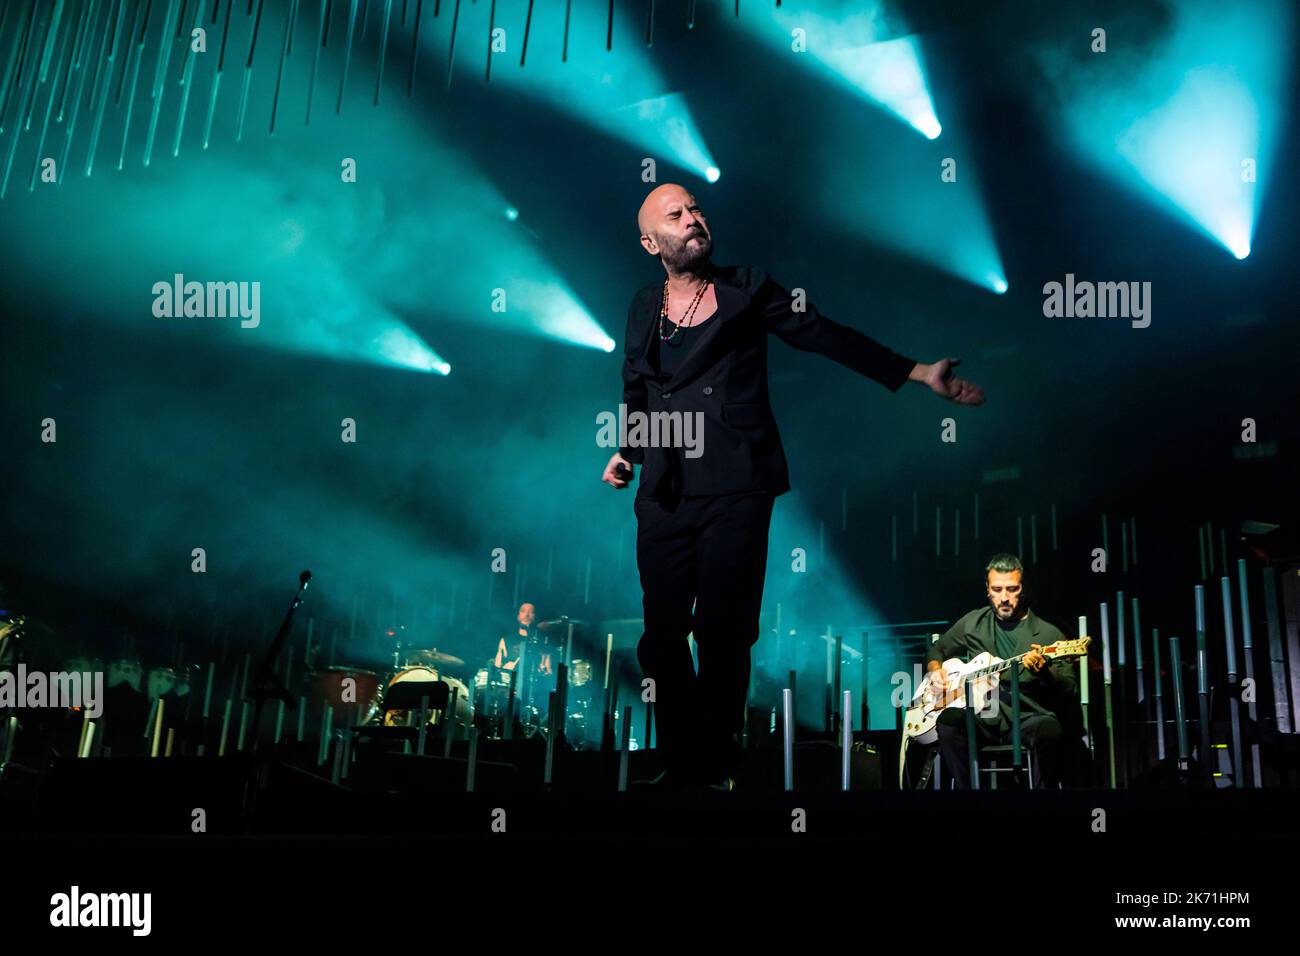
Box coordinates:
[249,571,310,751]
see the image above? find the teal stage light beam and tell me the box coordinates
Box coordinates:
[816,109,1006,294]
[1040,0,1292,259]
[420,3,720,182]
[740,1,942,140]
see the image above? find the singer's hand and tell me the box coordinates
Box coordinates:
[602,452,634,489]
[909,358,985,405]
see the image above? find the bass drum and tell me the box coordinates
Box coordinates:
[383,666,471,730]
[310,666,383,724]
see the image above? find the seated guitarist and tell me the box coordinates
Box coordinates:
[927,553,1081,788]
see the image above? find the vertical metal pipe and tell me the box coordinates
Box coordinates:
[831,634,842,733]
[406,0,423,93]
[1236,559,1261,786]
[782,687,794,791]
[80,721,97,758]
[28,3,75,191]
[964,677,979,789]
[1221,575,1243,786]
[544,691,558,786]
[316,705,332,764]
[170,0,205,155]
[1,715,17,764]
[1078,615,1092,758]
[202,662,215,719]
[335,0,357,112]
[503,667,516,740]
[1194,585,1212,785]
[0,5,49,197]
[416,694,428,755]
[443,686,459,757]
[1170,637,1190,779]
[143,0,180,164]
[1010,656,1021,777]
[1100,602,1115,788]
[1152,628,1165,760]
[616,703,631,791]
[269,0,293,130]
[1261,567,1292,732]
[554,662,567,743]
[307,0,325,119]
[840,690,852,790]
[1132,596,1144,703]
[1115,589,1127,787]
[860,630,870,732]
[466,725,478,791]
[217,697,232,754]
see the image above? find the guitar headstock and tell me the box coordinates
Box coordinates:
[1042,636,1090,659]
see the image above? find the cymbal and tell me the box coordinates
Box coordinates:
[408,648,464,666]
[536,618,586,631]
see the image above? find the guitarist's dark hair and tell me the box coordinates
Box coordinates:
[984,553,1024,580]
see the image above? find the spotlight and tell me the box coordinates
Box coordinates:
[705,166,721,183]
[990,276,1008,294]
[505,207,519,221]
[1043,0,1290,264]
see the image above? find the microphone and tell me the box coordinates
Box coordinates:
[614,463,632,481]
[299,570,312,587]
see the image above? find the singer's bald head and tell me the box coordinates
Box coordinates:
[636,184,713,269]
[637,184,695,236]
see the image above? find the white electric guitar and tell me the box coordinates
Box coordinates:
[903,637,1091,744]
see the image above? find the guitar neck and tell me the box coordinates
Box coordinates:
[967,650,1031,681]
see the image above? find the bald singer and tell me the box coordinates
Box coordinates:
[601,183,986,791]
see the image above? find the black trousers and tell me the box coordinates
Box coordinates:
[635,490,776,782]
[935,707,1067,789]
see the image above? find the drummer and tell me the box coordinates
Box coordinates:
[493,602,552,676]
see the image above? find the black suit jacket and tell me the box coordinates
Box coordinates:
[619,264,916,499]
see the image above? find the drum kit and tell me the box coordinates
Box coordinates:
[309,618,599,746]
